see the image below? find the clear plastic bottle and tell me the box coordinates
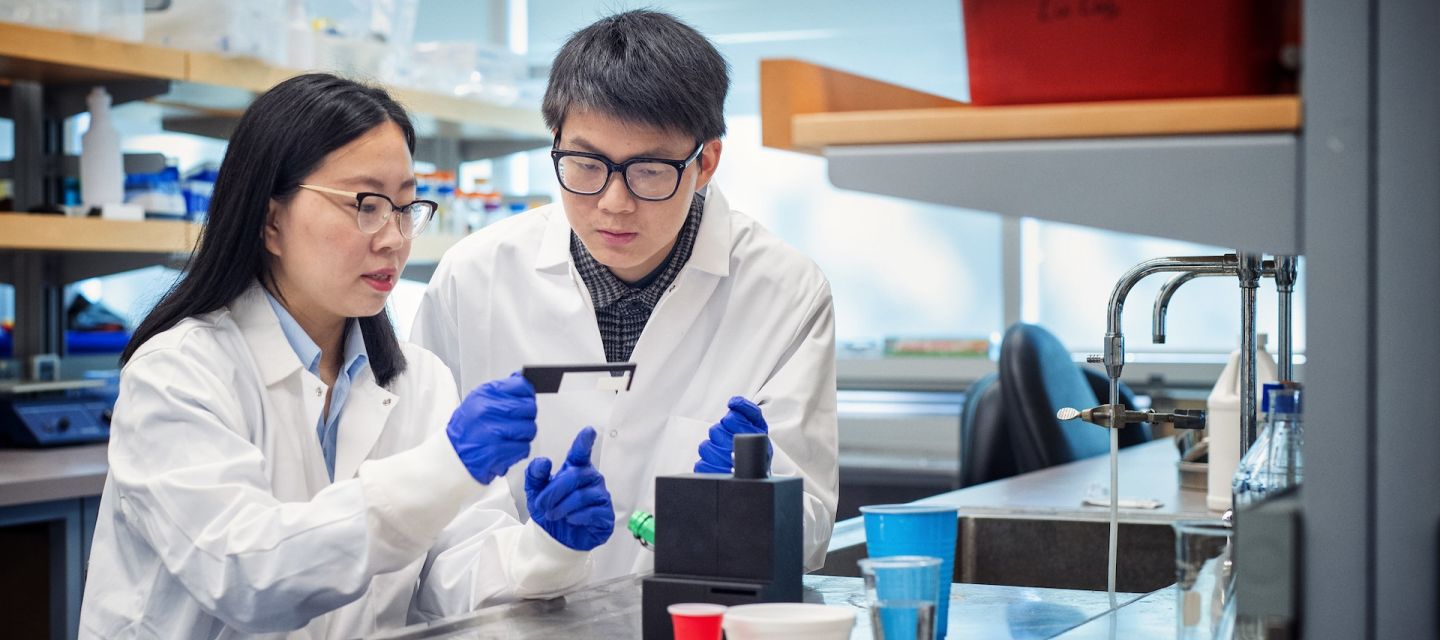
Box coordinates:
[1231,382,1284,508]
[1261,386,1303,493]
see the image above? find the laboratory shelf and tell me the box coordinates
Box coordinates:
[0,213,200,254]
[0,213,201,285]
[0,212,462,283]
[760,59,1303,254]
[176,51,550,156]
[0,22,186,84]
[826,134,1299,254]
[0,21,549,158]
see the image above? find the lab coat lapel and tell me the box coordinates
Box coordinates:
[230,283,305,387]
[333,370,396,481]
[230,284,332,491]
[537,207,609,362]
[625,188,733,370]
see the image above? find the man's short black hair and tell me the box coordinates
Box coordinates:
[542,10,729,142]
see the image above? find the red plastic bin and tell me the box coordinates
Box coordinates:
[962,0,1287,105]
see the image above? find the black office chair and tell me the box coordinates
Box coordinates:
[960,323,1151,487]
[960,372,1015,488]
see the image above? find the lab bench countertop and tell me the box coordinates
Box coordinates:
[0,443,109,507]
[829,438,1210,553]
[373,573,1168,640]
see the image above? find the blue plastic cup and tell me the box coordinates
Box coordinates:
[861,504,959,638]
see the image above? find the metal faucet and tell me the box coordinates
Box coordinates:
[1152,260,1277,344]
[1072,254,1239,604]
[1091,254,1240,429]
[1059,251,1300,609]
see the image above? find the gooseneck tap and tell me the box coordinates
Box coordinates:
[1152,259,1276,345]
[1084,254,1238,606]
[1063,250,1298,613]
[1102,255,1239,398]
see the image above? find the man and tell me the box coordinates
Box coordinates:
[411,10,837,582]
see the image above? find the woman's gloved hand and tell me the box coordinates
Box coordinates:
[446,372,537,484]
[525,427,615,551]
[694,396,770,474]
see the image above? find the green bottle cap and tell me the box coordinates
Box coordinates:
[628,510,656,550]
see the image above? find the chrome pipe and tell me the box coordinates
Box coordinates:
[1152,261,1277,345]
[1236,252,1264,453]
[1274,255,1300,381]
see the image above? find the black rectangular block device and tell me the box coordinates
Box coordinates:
[640,447,804,640]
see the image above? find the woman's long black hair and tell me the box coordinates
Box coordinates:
[121,73,415,386]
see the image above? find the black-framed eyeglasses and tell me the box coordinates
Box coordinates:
[550,137,705,202]
[298,184,438,239]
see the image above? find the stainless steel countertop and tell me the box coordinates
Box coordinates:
[0,443,108,507]
[372,574,1153,640]
[1054,587,1174,638]
[829,438,1211,553]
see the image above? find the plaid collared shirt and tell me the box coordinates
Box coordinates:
[571,193,705,363]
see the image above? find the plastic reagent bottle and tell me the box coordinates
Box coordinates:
[80,87,124,209]
[1206,333,1278,511]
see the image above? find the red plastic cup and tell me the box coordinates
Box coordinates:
[668,603,727,640]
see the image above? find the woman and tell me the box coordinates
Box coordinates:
[80,74,614,639]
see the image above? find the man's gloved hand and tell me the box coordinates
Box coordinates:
[694,396,770,474]
[526,427,615,551]
[446,372,537,484]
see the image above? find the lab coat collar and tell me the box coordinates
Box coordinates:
[688,185,732,277]
[231,283,307,387]
[262,288,370,380]
[231,283,397,481]
[534,183,734,278]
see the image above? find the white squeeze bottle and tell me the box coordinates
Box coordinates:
[1206,333,1278,511]
[80,87,124,209]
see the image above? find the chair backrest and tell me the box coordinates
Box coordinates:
[960,372,1016,487]
[997,323,1151,475]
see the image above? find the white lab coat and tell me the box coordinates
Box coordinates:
[411,185,839,583]
[80,284,591,640]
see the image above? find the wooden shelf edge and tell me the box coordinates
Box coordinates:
[793,95,1302,147]
[0,22,546,142]
[185,52,301,93]
[759,58,965,154]
[0,22,187,82]
[392,88,549,139]
[0,213,200,253]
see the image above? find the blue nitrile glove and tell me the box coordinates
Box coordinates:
[694,396,771,474]
[525,427,615,551]
[447,372,537,484]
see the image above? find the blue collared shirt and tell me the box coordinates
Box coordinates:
[264,291,368,481]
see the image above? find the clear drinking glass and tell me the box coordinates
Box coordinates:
[1173,519,1234,640]
[858,555,942,640]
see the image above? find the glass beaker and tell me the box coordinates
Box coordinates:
[1173,519,1234,639]
[858,555,941,640]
